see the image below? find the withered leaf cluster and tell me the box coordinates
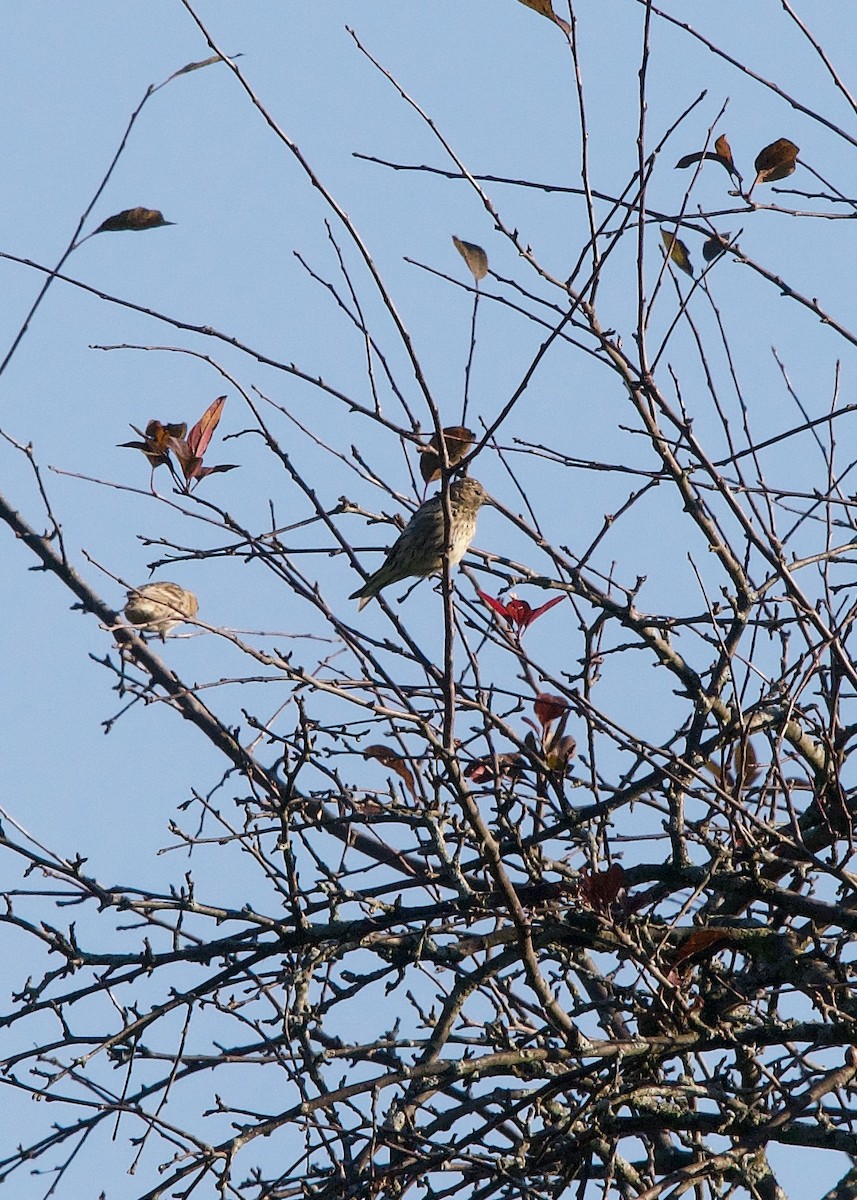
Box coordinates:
[120,395,239,490]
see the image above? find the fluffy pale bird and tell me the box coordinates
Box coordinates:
[124,581,199,636]
[350,477,488,610]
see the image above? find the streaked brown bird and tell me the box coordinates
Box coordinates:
[350,477,488,610]
[123,581,199,636]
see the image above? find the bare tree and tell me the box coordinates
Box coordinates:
[3,5,857,1198]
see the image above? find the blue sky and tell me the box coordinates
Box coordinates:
[3,3,857,1195]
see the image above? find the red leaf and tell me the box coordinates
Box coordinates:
[464,753,525,783]
[672,928,733,971]
[167,437,202,483]
[364,744,416,798]
[193,463,240,480]
[580,864,626,914]
[503,597,532,628]
[187,395,227,459]
[527,594,565,624]
[478,590,564,633]
[122,407,236,490]
[534,693,568,728]
[477,589,513,621]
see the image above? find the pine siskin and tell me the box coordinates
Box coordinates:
[123,581,199,636]
[350,477,488,610]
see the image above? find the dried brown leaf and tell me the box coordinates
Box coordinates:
[119,420,186,471]
[515,0,571,33]
[166,52,241,82]
[452,236,489,282]
[364,745,416,798]
[674,150,734,177]
[168,439,202,482]
[675,151,707,170]
[706,738,761,792]
[94,207,175,234]
[753,138,799,186]
[714,134,735,172]
[419,425,475,484]
[675,133,737,180]
[122,401,237,489]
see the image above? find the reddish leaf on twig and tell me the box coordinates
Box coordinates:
[121,397,238,490]
[672,928,734,971]
[526,695,574,794]
[364,745,416,799]
[533,694,568,729]
[464,753,525,784]
[580,864,626,914]
[187,395,227,460]
[169,396,239,486]
[477,589,564,634]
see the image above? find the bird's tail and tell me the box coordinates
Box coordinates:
[348,582,375,611]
